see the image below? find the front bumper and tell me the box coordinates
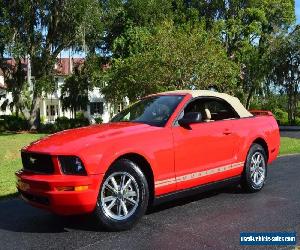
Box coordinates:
[15,170,104,215]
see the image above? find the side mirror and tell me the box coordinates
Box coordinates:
[178,112,202,128]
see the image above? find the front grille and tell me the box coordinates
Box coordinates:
[21,152,54,174]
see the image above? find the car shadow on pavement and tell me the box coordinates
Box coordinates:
[147,184,244,214]
[0,197,103,233]
[0,186,243,233]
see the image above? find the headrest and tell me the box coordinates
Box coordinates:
[204,108,211,120]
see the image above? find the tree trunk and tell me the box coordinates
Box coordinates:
[15,105,19,117]
[245,86,255,109]
[29,93,41,130]
[287,84,293,125]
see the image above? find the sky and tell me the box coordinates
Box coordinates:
[296,0,300,23]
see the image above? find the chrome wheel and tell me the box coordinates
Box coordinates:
[250,152,266,186]
[100,172,140,221]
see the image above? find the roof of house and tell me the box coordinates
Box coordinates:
[157,90,253,118]
[54,58,85,76]
[0,57,86,76]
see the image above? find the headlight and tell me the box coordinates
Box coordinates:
[58,156,87,175]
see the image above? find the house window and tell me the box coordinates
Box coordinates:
[47,105,58,116]
[114,102,125,114]
[50,105,56,116]
[90,102,103,115]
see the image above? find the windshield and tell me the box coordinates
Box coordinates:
[111,95,184,127]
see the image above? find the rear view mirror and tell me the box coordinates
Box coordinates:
[178,112,202,128]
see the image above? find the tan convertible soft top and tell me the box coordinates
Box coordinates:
[158,90,253,118]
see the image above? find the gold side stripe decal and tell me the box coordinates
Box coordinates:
[155,178,176,185]
[155,161,244,188]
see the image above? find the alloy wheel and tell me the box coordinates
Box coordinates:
[100,172,140,221]
[250,152,266,186]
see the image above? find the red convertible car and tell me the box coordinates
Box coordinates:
[16,90,280,231]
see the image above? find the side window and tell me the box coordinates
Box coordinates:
[183,99,210,121]
[182,97,238,122]
[204,99,238,121]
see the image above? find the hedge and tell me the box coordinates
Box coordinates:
[0,115,28,132]
[39,116,90,133]
[0,115,93,133]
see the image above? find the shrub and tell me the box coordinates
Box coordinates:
[273,108,289,125]
[71,117,89,128]
[0,115,28,131]
[94,117,103,124]
[37,116,90,133]
[38,123,56,133]
[0,119,5,132]
[295,117,300,126]
[75,111,85,119]
[55,117,72,131]
[54,116,89,131]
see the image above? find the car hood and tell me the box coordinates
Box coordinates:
[23,122,153,155]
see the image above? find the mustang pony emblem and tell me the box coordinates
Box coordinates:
[29,157,37,164]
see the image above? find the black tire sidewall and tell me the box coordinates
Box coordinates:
[243,143,267,192]
[94,159,149,231]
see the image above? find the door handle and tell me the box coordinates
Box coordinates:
[223,129,232,135]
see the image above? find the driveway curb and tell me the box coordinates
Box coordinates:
[278,153,300,158]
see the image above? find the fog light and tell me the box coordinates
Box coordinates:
[56,186,74,191]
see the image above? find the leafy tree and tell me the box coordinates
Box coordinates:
[267,26,300,124]
[0,59,32,117]
[214,0,295,107]
[103,22,240,102]
[2,0,103,129]
[170,0,295,106]
[60,55,107,117]
[1,0,298,126]
[0,1,29,115]
[100,0,295,107]
[60,66,89,118]
[99,0,174,55]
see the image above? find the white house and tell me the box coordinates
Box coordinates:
[0,67,13,116]
[0,58,125,123]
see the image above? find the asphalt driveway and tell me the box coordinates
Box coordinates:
[0,155,299,250]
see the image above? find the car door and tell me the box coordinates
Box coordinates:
[172,97,241,191]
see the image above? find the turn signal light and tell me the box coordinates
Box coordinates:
[74,185,88,191]
[56,185,88,191]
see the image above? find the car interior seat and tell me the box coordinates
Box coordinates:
[203,108,213,122]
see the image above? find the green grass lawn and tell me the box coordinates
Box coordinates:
[279,137,300,155]
[0,133,299,200]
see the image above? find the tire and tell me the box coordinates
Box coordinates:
[241,143,267,193]
[94,159,149,231]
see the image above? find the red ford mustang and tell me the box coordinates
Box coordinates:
[16,90,280,231]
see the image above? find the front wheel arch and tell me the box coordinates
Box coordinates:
[106,153,154,207]
[94,158,149,231]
